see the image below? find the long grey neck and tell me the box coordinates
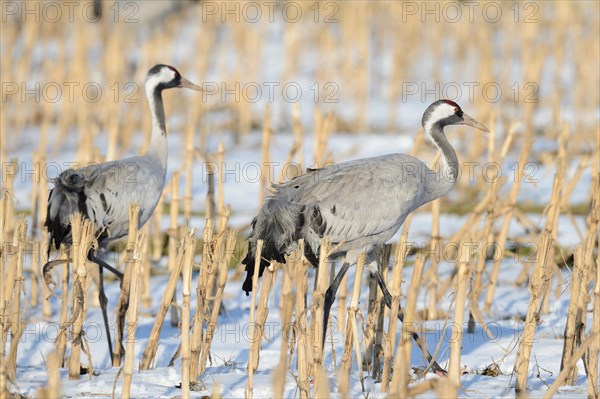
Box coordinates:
[427,123,458,200]
[145,86,168,171]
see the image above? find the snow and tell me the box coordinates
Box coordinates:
[9,247,594,398]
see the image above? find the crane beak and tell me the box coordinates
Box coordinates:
[178,77,203,91]
[460,113,489,133]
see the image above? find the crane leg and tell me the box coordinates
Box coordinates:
[372,271,447,377]
[87,251,122,363]
[322,262,351,349]
[89,255,123,280]
[97,263,114,362]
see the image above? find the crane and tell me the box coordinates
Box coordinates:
[44,64,202,361]
[241,99,489,375]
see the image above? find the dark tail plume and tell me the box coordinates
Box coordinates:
[45,171,90,257]
[241,198,303,294]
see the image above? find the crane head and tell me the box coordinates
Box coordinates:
[422,99,489,134]
[146,64,202,92]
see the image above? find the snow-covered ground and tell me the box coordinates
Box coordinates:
[10,238,594,398]
[6,128,596,398]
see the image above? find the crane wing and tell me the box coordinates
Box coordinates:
[46,157,165,251]
[276,154,431,247]
[242,153,436,294]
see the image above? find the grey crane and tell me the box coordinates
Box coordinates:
[44,64,202,361]
[241,99,489,375]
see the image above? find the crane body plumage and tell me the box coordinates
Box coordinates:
[46,152,166,250]
[242,153,453,292]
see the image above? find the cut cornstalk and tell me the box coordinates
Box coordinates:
[311,238,331,378]
[245,240,263,399]
[273,257,295,398]
[217,143,225,227]
[6,219,26,382]
[389,254,425,396]
[447,240,473,395]
[514,232,553,397]
[121,204,142,399]
[198,231,236,378]
[140,233,187,370]
[381,223,411,391]
[588,242,600,399]
[560,246,584,385]
[180,231,197,398]
[250,264,275,372]
[55,252,69,366]
[294,241,310,399]
[339,253,366,392]
[191,220,214,379]
[68,216,95,380]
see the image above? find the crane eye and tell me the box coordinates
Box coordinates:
[454,107,458,113]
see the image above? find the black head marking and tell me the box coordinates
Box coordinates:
[148,64,179,76]
[147,64,182,90]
